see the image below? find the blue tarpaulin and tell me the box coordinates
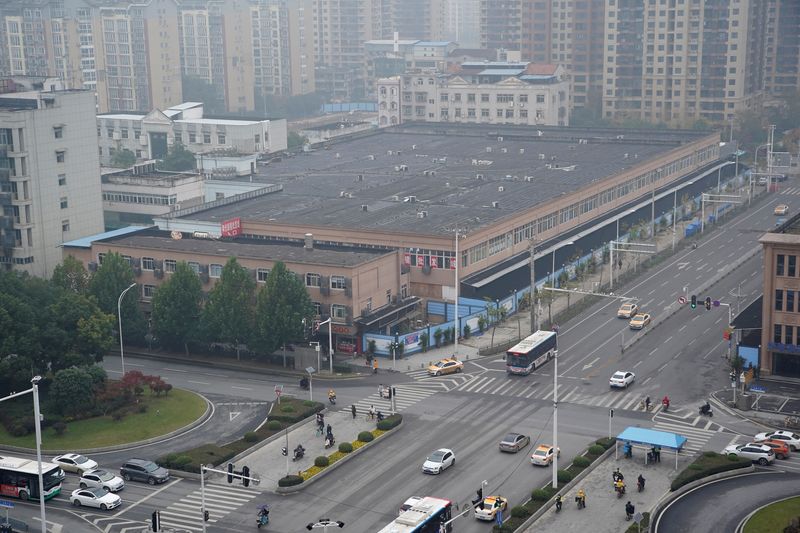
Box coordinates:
[616,427,687,450]
[615,427,688,468]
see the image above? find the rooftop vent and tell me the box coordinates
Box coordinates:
[404,195,417,203]
[476,173,484,179]
[340,191,347,197]
[536,130,543,136]
[492,201,499,208]
[486,147,492,152]
[519,148,525,154]
[400,164,408,171]
[368,154,375,160]
[335,153,340,158]
[357,174,364,181]
[538,153,545,160]
[304,233,314,250]
[411,144,417,150]
[524,176,533,182]
[501,147,508,153]
[391,195,400,201]
[417,211,427,218]
[498,186,504,192]
[387,150,393,155]
[497,136,503,142]
[624,153,629,159]
[361,204,368,211]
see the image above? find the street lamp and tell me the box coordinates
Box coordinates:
[552,349,559,489]
[305,367,316,401]
[0,376,46,533]
[117,283,137,376]
[318,317,334,374]
[551,241,575,287]
[673,181,694,251]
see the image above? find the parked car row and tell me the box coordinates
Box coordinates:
[52,453,170,511]
[723,430,800,465]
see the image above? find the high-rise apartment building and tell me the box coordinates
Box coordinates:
[765,0,800,98]
[287,0,316,95]
[0,89,104,277]
[479,0,521,55]
[603,0,769,126]
[445,0,480,48]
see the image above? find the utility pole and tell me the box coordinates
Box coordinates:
[529,237,537,333]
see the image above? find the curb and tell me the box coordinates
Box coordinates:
[0,391,214,456]
[648,465,755,532]
[515,444,617,531]
[275,419,403,494]
[116,349,366,381]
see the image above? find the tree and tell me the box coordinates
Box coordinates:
[254,262,314,357]
[49,291,115,368]
[484,298,507,349]
[89,252,147,345]
[734,110,768,155]
[110,149,136,168]
[157,143,195,172]
[150,261,203,354]
[200,258,255,359]
[182,76,225,115]
[287,132,308,149]
[49,366,97,417]
[52,256,90,294]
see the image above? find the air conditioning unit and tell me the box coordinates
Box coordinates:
[88,261,98,272]
[335,152,341,158]
[538,153,545,160]
[519,148,525,154]
[498,186,504,192]
[412,144,417,150]
[391,195,400,201]
[387,150,393,155]
[417,211,428,218]
[525,176,533,182]
[486,147,492,152]
[340,191,347,197]
[368,154,375,160]
[497,136,504,141]
[357,174,364,181]
[501,148,508,153]
[519,103,525,108]
[476,173,484,179]
[361,204,368,211]
[492,201,499,208]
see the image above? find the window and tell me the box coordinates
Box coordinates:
[203,133,211,144]
[312,302,322,316]
[386,289,392,304]
[209,263,223,278]
[306,273,321,287]
[776,289,784,311]
[134,130,140,140]
[107,128,114,138]
[142,284,156,299]
[788,290,795,313]
[481,94,489,103]
[189,133,197,143]
[121,128,128,139]
[60,197,68,209]
[53,126,63,139]
[330,275,346,289]
[98,252,106,265]
[56,150,65,163]
[774,324,782,344]
[164,259,176,273]
[188,261,200,274]
[400,283,408,298]
[58,174,66,186]
[257,268,270,282]
[61,220,70,232]
[174,132,182,144]
[141,257,155,270]
[331,304,347,319]
[786,325,795,345]
[790,256,797,277]
[217,134,226,144]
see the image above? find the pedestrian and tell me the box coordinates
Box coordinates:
[655,446,661,463]
[351,404,357,419]
[379,384,383,397]
[373,358,378,374]
[368,405,376,420]
[326,423,332,436]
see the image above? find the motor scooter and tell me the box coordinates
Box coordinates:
[256,505,270,528]
[699,403,713,417]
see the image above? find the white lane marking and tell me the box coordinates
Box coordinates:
[111,478,182,518]
[231,386,252,391]
[163,367,189,373]
[648,348,658,356]
[658,362,669,372]
[679,325,687,332]
[188,380,210,385]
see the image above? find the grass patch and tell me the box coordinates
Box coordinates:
[671,451,751,491]
[743,497,800,533]
[0,388,206,450]
[624,512,650,532]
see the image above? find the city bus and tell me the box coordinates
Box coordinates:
[506,330,557,375]
[0,455,65,501]
[377,496,453,533]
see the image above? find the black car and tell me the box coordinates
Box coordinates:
[120,459,170,485]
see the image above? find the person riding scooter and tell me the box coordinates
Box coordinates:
[555,494,563,512]
[328,388,337,405]
[575,489,586,509]
[699,401,712,416]
[299,377,309,390]
[662,395,670,412]
[256,505,270,528]
[293,444,305,461]
[614,478,626,497]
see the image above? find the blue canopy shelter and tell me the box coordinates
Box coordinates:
[615,427,688,469]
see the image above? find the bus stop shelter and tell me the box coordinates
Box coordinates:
[615,427,688,469]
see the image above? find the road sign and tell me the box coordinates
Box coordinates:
[0,500,13,509]
[713,300,720,307]
[678,296,687,305]
[274,385,283,397]
[750,385,766,393]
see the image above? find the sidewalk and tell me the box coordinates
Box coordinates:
[524,452,688,533]
[222,407,379,492]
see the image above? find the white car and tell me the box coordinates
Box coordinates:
[723,443,775,465]
[80,470,125,493]
[70,487,122,510]
[609,371,635,389]
[53,453,98,475]
[753,430,800,451]
[422,448,455,474]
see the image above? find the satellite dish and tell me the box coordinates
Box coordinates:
[170,230,183,240]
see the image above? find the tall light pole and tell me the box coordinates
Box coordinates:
[529,236,537,334]
[454,228,460,359]
[552,348,559,489]
[1,376,46,533]
[318,317,334,374]
[673,181,694,251]
[117,283,137,376]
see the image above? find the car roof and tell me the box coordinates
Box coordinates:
[58,453,81,460]
[534,444,553,450]
[503,432,523,439]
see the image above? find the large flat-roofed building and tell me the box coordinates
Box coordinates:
[0,88,104,277]
[154,123,721,300]
[96,102,288,166]
[759,216,800,377]
[64,226,409,352]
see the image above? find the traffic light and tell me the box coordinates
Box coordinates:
[227,463,234,483]
[690,295,697,309]
[705,296,712,310]
[242,466,250,487]
[203,510,210,522]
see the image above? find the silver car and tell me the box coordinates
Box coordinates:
[723,443,775,465]
[499,433,530,453]
[80,469,125,492]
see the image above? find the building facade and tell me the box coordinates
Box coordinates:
[377,63,569,127]
[765,0,800,99]
[96,102,288,166]
[0,89,104,277]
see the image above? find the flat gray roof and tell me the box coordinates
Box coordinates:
[92,228,393,267]
[182,123,712,236]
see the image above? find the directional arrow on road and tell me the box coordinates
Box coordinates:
[229,411,241,421]
[582,357,600,371]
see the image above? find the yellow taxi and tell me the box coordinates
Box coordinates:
[530,444,560,466]
[775,204,789,216]
[617,302,639,319]
[629,313,651,330]
[427,358,464,376]
[474,495,508,521]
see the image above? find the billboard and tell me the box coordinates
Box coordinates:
[220,217,242,237]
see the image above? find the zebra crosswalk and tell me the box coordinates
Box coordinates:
[651,409,726,455]
[780,186,800,196]
[352,382,443,414]
[405,369,474,390]
[157,484,261,532]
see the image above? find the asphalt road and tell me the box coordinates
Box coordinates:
[654,470,800,533]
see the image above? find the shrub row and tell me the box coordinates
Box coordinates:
[268,399,323,424]
[377,413,402,431]
[670,451,751,491]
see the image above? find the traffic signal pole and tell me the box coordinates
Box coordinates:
[199,464,260,533]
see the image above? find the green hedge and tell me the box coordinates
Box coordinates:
[268,398,324,424]
[510,505,530,519]
[531,489,550,501]
[338,442,353,453]
[377,414,402,430]
[670,452,752,491]
[278,475,304,487]
[556,469,573,483]
[588,444,605,456]
[572,456,590,468]
[314,456,329,467]
[332,363,353,374]
[358,431,374,442]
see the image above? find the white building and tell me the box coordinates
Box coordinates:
[96,102,288,167]
[377,63,569,127]
[0,89,104,278]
